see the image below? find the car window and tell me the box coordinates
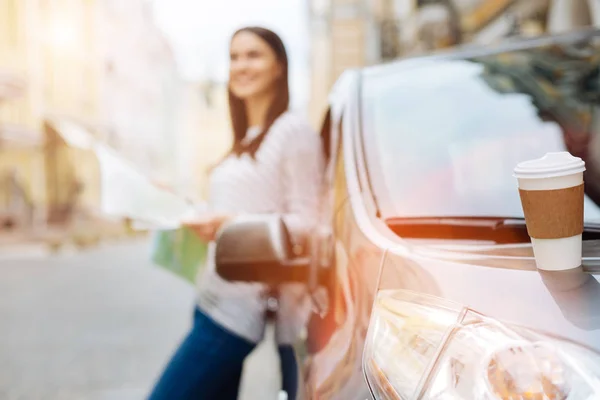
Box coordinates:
[362,37,600,222]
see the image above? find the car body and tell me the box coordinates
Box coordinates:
[296,28,600,400]
[215,28,600,399]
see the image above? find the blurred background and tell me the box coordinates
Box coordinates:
[1,0,599,399]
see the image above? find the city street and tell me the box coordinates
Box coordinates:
[0,239,280,400]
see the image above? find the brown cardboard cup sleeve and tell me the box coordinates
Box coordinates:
[519,184,584,239]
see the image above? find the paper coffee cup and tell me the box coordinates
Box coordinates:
[514,152,585,271]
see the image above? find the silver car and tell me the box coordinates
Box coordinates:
[217,28,600,399]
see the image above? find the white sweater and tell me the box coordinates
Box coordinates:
[196,111,324,344]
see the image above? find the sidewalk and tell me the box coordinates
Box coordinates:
[0,218,145,256]
[0,230,49,259]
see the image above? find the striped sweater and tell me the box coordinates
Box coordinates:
[196,111,324,344]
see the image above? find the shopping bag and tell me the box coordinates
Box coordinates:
[151,227,208,284]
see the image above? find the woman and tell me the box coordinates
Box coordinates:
[149,27,323,400]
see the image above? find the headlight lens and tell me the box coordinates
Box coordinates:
[364,290,600,399]
[484,343,569,399]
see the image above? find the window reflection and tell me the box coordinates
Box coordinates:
[363,35,600,222]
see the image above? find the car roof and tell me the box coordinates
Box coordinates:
[362,27,600,79]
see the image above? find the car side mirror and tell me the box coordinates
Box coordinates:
[214,215,312,285]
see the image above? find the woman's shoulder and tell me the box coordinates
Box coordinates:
[269,111,317,143]
[271,110,314,134]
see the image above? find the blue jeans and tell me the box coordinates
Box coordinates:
[148,308,298,400]
[279,344,298,400]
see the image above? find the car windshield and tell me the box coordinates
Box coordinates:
[362,35,600,222]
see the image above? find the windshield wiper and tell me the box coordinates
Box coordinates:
[386,216,600,244]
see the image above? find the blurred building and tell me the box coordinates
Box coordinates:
[0,63,34,230]
[180,80,231,200]
[547,0,600,34]
[308,0,421,123]
[100,0,182,183]
[0,0,101,228]
[40,0,104,224]
[308,0,600,122]
[0,0,183,233]
[309,0,364,124]
[1,4,37,232]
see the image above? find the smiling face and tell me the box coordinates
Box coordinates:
[228,30,282,101]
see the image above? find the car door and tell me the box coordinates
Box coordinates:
[302,75,385,399]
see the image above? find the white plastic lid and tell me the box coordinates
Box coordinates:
[514,152,585,179]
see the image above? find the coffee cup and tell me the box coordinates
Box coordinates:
[514,152,585,271]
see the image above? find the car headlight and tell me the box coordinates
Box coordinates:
[363,290,600,399]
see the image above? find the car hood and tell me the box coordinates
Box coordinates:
[389,243,600,353]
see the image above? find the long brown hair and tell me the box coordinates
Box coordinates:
[228,27,290,158]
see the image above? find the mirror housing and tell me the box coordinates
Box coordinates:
[215,215,313,285]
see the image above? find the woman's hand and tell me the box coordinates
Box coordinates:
[182,214,233,242]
